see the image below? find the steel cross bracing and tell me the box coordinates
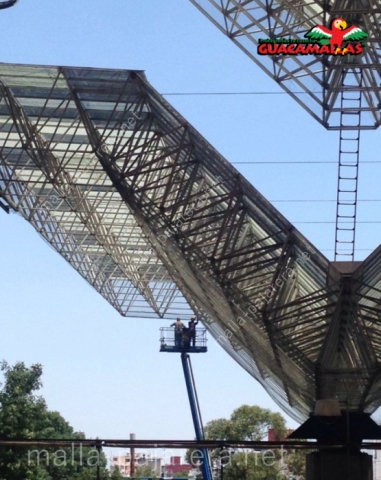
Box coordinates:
[189,0,381,258]
[0,65,190,320]
[2,65,381,422]
[189,0,381,130]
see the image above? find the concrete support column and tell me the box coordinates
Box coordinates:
[306,450,373,480]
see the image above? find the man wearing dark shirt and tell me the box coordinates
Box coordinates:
[188,316,199,347]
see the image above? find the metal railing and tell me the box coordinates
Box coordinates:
[160,327,207,351]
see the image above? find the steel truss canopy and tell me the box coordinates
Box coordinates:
[189,0,381,130]
[2,64,381,422]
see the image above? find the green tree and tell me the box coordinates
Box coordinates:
[134,464,157,479]
[187,405,287,479]
[223,451,280,480]
[204,418,232,441]
[228,405,286,441]
[109,467,124,480]
[173,470,190,477]
[0,361,109,480]
[199,405,286,445]
[285,448,308,479]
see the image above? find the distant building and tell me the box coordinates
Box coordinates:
[163,456,192,476]
[111,452,162,477]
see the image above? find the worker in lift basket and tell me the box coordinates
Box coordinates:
[170,317,183,346]
[188,316,199,347]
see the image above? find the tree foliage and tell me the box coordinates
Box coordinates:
[187,405,290,479]
[134,464,157,479]
[173,470,191,477]
[109,468,124,480]
[223,451,280,480]
[0,361,111,480]
[285,447,308,479]
[204,405,286,442]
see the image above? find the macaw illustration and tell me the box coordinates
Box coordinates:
[305,18,368,54]
[0,0,18,9]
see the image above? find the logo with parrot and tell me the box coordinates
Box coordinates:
[258,18,367,56]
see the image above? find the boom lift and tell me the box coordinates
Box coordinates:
[160,327,213,480]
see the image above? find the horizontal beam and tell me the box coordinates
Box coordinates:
[1,438,380,450]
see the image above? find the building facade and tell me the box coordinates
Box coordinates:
[163,456,192,476]
[111,453,162,477]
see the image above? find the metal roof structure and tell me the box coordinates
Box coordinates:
[189,0,381,130]
[1,64,381,423]
[188,0,381,262]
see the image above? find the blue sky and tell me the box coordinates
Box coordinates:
[0,0,380,449]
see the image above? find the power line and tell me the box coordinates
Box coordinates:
[162,91,311,96]
[271,199,381,203]
[293,221,381,224]
[232,161,381,165]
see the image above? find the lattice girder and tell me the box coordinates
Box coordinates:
[2,65,381,422]
[0,65,188,319]
[189,0,381,129]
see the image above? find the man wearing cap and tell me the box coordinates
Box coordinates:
[188,316,199,347]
